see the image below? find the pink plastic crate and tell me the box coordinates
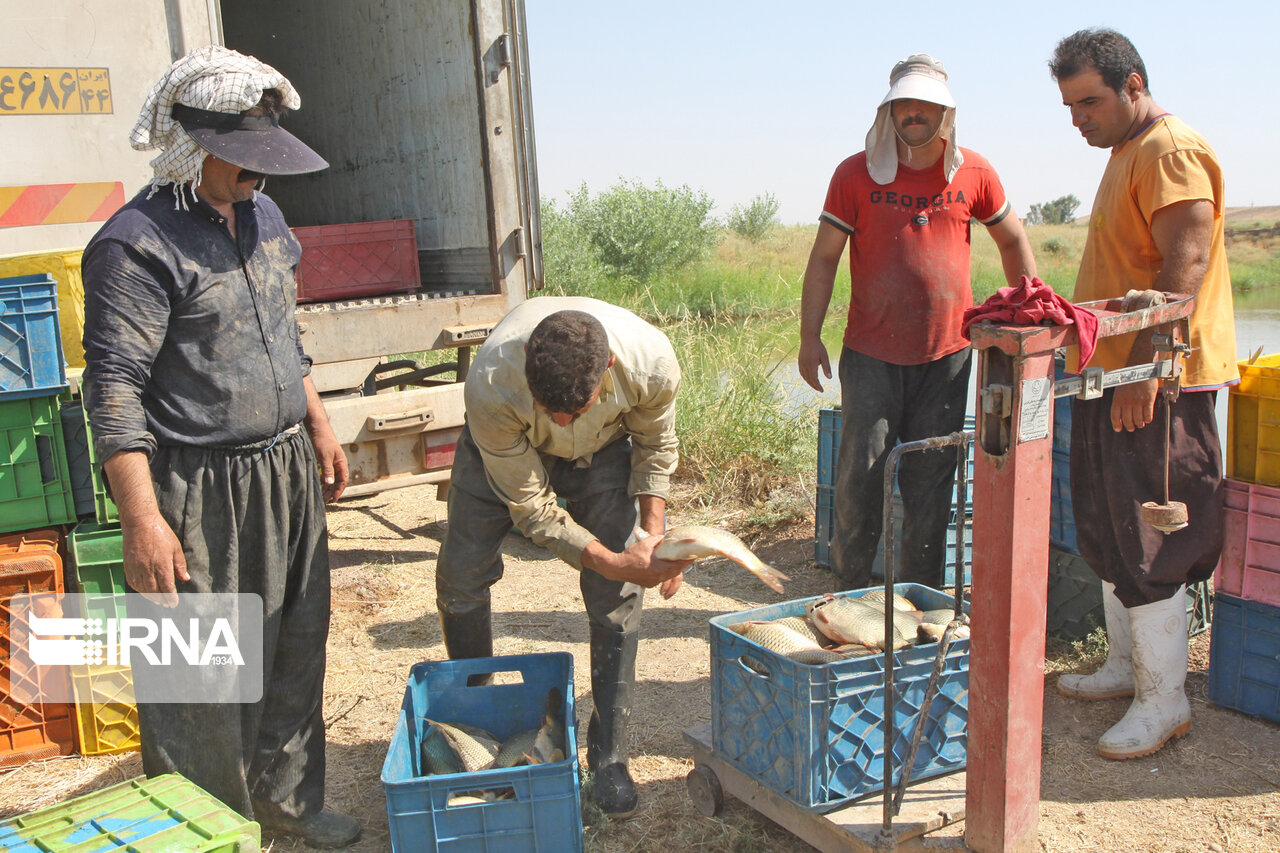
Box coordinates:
[1217,477,1280,606]
[293,219,420,303]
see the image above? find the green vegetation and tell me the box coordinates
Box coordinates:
[1026,194,1082,225]
[531,187,1278,520]
[666,317,817,516]
[560,179,719,282]
[725,192,781,243]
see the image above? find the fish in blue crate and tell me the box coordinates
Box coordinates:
[729,587,970,669]
[419,686,567,789]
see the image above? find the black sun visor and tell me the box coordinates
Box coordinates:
[172,103,328,176]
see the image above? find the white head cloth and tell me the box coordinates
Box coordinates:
[130,45,302,198]
[864,53,963,186]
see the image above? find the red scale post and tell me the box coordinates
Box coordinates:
[962,296,1194,853]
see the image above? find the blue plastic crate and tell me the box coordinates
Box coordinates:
[1053,358,1074,452]
[815,408,974,496]
[0,274,66,400]
[381,653,583,853]
[1050,357,1079,551]
[817,407,841,489]
[1049,449,1077,553]
[814,407,974,577]
[710,584,969,812]
[816,487,972,584]
[1207,593,1280,724]
[815,484,835,567]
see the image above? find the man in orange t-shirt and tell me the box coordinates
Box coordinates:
[1051,28,1238,762]
[799,53,1036,592]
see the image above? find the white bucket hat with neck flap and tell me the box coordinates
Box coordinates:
[865,53,963,186]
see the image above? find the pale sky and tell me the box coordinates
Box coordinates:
[526,1,1277,225]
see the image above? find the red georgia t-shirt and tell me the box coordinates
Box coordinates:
[820,148,1008,365]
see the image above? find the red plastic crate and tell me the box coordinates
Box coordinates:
[0,529,76,767]
[1217,478,1280,606]
[292,219,421,303]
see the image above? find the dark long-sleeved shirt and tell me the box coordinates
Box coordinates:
[82,184,310,462]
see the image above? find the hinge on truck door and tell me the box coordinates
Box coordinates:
[486,33,512,85]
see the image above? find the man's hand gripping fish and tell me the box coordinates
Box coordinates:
[646,525,790,593]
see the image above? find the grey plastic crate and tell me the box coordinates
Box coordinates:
[1048,546,1211,641]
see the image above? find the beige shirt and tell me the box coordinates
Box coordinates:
[463,296,681,568]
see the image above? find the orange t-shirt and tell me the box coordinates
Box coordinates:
[1069,115,1237,390]
[820,148,1009,365]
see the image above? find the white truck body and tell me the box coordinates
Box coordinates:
[0,0,540,496]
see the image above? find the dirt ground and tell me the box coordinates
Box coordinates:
[3,483,1278,852]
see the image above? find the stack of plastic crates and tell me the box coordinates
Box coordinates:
[1,272,78,768]
[1210,354,1280,723]
[0,266,138,772]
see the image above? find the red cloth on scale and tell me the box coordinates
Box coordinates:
[961,275,1100,367]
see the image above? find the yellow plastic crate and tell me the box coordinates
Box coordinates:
[69,663,140,755]
[0,249,86,369]
[1228,353,1280,486]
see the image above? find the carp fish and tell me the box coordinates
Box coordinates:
[653,525,790,592]
[856,588,920,614]
[731,620,822,656]
[422,719,501,774]
[806,594,913,650]
[528,686,567,765]
[770,615,832,647]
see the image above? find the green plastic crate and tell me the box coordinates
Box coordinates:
[0,773,260,852]
[0,394,76,534]
[68,520,127,626]
[59,400,117,524]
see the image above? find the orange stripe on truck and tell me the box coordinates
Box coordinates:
[0,182,124,228]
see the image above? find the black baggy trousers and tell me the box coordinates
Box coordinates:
[136,428,331,822]
[832,346,971,591]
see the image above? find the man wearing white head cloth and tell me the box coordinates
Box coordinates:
[799,54,1037,591]
[81,46,358,848]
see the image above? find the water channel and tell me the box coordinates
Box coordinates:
[781,295,1280,445]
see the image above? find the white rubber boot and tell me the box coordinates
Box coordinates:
[1057,581,1135,700]
[1098,585,1192,760]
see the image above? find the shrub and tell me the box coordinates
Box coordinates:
[1041,237,1069,256]
[726,192,780,243]
[567,179,719,282]
[539,197,603,294]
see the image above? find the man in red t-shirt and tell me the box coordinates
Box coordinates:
[799,53,1036,591]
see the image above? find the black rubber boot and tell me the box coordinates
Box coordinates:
[586,625,640,818]
[439,606,494,686]
[258,810,361,849]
